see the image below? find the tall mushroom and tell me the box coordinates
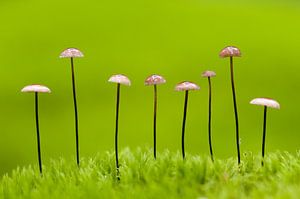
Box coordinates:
[145,74,166,159]
[220,46,242,164]
[21,84,51,174]
[108,74,131,173]
[250,98,280,166]
[202,70,216,162]
[59,47,83,167]
[175,81,200,159]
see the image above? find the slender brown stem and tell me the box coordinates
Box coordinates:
[261,106,267,166]
[230,56,241,165]
[35,92,42,174]
[207,77,214,162]
[153,85,157,159]
[115,83,121,174]
[182,90,189,160]
[70,57,80,167]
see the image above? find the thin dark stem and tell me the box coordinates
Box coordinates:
[230,56,241,165]
[208,77,214,162]
[115,83,121,172]
[153,85,157,159]
[262,106,268,166]
[70,57,80,167]
[35,93,42,174]
[182,90,189,160]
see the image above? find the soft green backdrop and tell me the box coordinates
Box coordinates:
[0,0,299,175]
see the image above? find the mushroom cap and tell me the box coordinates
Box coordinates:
[250,98,280,109]
[108,74,131,86]
[175,81,200,91]
[202,70,216,78]
[219,46,241,58]
[21,84,51,93]
[145,74,166,86]
[59,48,84,58]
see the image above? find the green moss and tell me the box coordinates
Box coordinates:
[1,149,300,199]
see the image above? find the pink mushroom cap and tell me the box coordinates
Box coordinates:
[59,48,84,58]
[175,81,200,91]
[202,70,216,78]
[145,74,166,86]
[219,46,241,58]
[250,98,280,109]
[21,84,51,93]
[108,74,131,86]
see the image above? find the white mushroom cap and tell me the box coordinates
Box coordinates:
[145,74,166,86]
[59,48,84,58]
[21,85,51,93]
[175,81,200,91]
[202,70,216,78]
[108,74,131,86]
[219,46,241,58]
[250,98,280,109]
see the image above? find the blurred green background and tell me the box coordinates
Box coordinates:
[0,0,299,175]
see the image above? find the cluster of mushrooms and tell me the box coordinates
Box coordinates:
[21,46,280,175]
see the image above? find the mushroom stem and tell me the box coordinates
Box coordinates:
[115,83,121,171]
[153,84,157,159]
[230,56,241,165]
[181,90,189,160]
[207,77,214,162]
[70,57,80,167]
[261,106,268,166]
[35,92,43,174]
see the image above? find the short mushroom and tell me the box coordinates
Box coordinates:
[202,70,216,162]
[175,81,200,159]
[250,98,280,166]
[220,46,242,165]
[59,47,83,167]
[145,74,166,159]
[108,74,131,175]
[21,84,51,174]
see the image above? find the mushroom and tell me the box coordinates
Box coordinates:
[59,47,83,167]
[250,98,280,166]
[202,70,216,162]
[21,84,51,174]
[108,74,131,174]
[145,74,166,159]
[175,81,200,159]
[220,46,242,164]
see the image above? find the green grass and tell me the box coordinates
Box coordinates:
[1,148,300,199]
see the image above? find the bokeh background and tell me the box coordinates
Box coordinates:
[0,0,299,175]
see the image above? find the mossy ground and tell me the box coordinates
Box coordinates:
[1,148,300,199]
